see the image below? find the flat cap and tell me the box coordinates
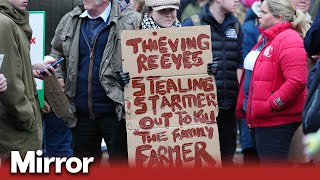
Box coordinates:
[145,0,180,11]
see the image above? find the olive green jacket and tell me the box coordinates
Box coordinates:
[0,0,42,158]
[50,1,139,127]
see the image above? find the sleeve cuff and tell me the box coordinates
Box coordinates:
[269,96,284,111]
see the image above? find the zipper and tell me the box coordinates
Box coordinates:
[248,38,269,128]
[248,84,253,128]
[86,25,108,120]
[222,33,227,108]
[82,35,94,119]
[88,47,95,120]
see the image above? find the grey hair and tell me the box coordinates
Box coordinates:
[266,0,309,37]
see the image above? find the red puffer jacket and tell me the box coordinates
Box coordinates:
[245,21,307,128]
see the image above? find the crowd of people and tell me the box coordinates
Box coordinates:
[1,0,320,167]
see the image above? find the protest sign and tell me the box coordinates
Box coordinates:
[121,26,221,167]
[44,74,75,121]
[29,11,45,107]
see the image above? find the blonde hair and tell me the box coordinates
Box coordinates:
[266,0,309,37]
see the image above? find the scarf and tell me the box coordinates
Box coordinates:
[141,13,181,29]
[0,0,32,40]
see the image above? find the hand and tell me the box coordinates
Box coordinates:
[303,129,320,159]
[207,57,221,76]
[41,100,52,114]
[57,78,65,91]
[115,71,130,87]
[32,56,57,79]
[311,55,320,61]
[0,74,7,92]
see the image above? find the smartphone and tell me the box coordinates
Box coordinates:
[40,57,65,75]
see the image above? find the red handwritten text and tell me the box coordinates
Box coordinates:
[135,141,216,168]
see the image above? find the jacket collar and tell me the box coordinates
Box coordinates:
[70,0,121,26]
[0,0,28,24]
[259,21,292,40]
[200,4,239,28]
[80,2,111,23]
[0,0,32,39]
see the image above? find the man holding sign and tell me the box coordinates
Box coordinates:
[50,0,139,164]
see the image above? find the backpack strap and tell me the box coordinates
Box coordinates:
[191,14,201,26]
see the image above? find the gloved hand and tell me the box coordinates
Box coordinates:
[207,57,221,76]
[303,129,320,159]
[115,70,130,86]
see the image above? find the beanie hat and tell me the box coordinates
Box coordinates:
[145,0,180,11]
[241,0,260,8]
[251,1,262,16]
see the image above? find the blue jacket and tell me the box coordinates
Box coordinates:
[242,8,260,58]
[304,4,320,56]
[305,4,320,89]
[308,60,320,90]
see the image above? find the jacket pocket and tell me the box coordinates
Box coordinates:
[15,112,35,132]
[16,96,38,132]
[61,32,72,57]
[252,100,274,118]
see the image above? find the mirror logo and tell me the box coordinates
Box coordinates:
[10,150,94,174]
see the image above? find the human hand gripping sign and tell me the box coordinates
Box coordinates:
[207,57,221,76]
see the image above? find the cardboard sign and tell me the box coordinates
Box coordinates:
[121,26,221,168]
[44,74,75,120]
